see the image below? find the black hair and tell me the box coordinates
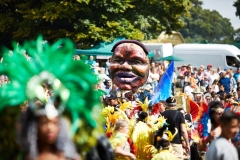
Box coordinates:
[138,111,148,122]
[177,108,185,112]
[155,139,170,150]
[209,101,224,128]
[220,111,240,125]
[206,85,210,90]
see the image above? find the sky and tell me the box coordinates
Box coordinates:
[202,0,240,30]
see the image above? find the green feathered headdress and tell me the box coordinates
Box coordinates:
[0,36,103,152]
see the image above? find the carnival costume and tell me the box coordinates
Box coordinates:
[144,125,178,160]
[131,98,155,160]
[0,36,114,160]
[101,101,137,158]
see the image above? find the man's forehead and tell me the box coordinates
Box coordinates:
[114,43,145,52]
[111,40,148,55]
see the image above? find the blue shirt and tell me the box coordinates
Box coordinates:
[219,77,231,93]
[234,73,240,82]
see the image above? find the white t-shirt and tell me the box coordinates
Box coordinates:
[206,137,238,160]
[184,86,193,98]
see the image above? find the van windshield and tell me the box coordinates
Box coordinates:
[226,56,240,67]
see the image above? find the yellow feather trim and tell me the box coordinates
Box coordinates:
[137,97,150,112]
[118,100,133,111]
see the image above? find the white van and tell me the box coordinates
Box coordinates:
[143,43,173,60]
[173,44,240,71]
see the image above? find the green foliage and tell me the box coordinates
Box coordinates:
[180,0,234,43]
[234,0,240,18]
[235,28,240,42]
[0,0,192,48]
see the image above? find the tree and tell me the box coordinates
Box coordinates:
[235,28,240,41]
[234,0,240,18]
[0,0,192,48]
[180,0,234,43]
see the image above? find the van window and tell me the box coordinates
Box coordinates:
[226,56,239,67]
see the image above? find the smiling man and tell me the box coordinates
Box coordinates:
[110,40,150,90]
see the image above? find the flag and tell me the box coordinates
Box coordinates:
[151,61,174,104]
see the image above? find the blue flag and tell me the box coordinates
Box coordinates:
[151,61,174,104]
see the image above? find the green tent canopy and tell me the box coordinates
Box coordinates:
[75,37,125,56]
[75,38,154,58]
[232,42,240,49]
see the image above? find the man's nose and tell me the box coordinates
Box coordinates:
[119,61,132,70]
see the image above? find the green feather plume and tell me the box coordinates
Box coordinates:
[0,35,104,154]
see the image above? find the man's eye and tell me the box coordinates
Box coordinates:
[130,60,142,65]
[113,59,122,63]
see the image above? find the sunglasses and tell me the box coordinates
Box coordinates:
[215,111,223,115]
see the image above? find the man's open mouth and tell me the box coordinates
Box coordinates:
[115,72,137,83]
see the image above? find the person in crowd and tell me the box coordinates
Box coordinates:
[187,64,193,73]
[105,80,112,95]
[203,64,212,87]
[151,126,178,160]
[17,102,80,160]
[139,84,152,103]
[189,72,197,88]
[151,100,166,117]
[161,97,190,160]
[86,55,96,72]
[105,58,111,76]
[197,67,204,87]
[204,95,212,104]
[184,82,194,99]
[131,111,153,160]
[206,111,239,160]
[217,84,226,97]
[94,63,101,74]
[179,65,187,88]
[234,68,240,87]
[109,120,136,160]
[177,108,193,139]
[230,100,240,113]
[209,68,219,86]
[198,101,224,151]
[149,67,159,91]
[204,85,213,96]
[98,67,111,82]
[237,87,240,102]
[230,73,237,92]
[184,71,191,86]
[172,69,177,96]
[204,64,212,77]
[217,66,222,74]
[219,71,231,94]
[104,93,119,108]
[233,91,239,102]
[73,55,81,61]
[203,72,210,88]
[157,63,165,80]
[151,62,156,72]
[225,69,230,78]
[212,79,219,93]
